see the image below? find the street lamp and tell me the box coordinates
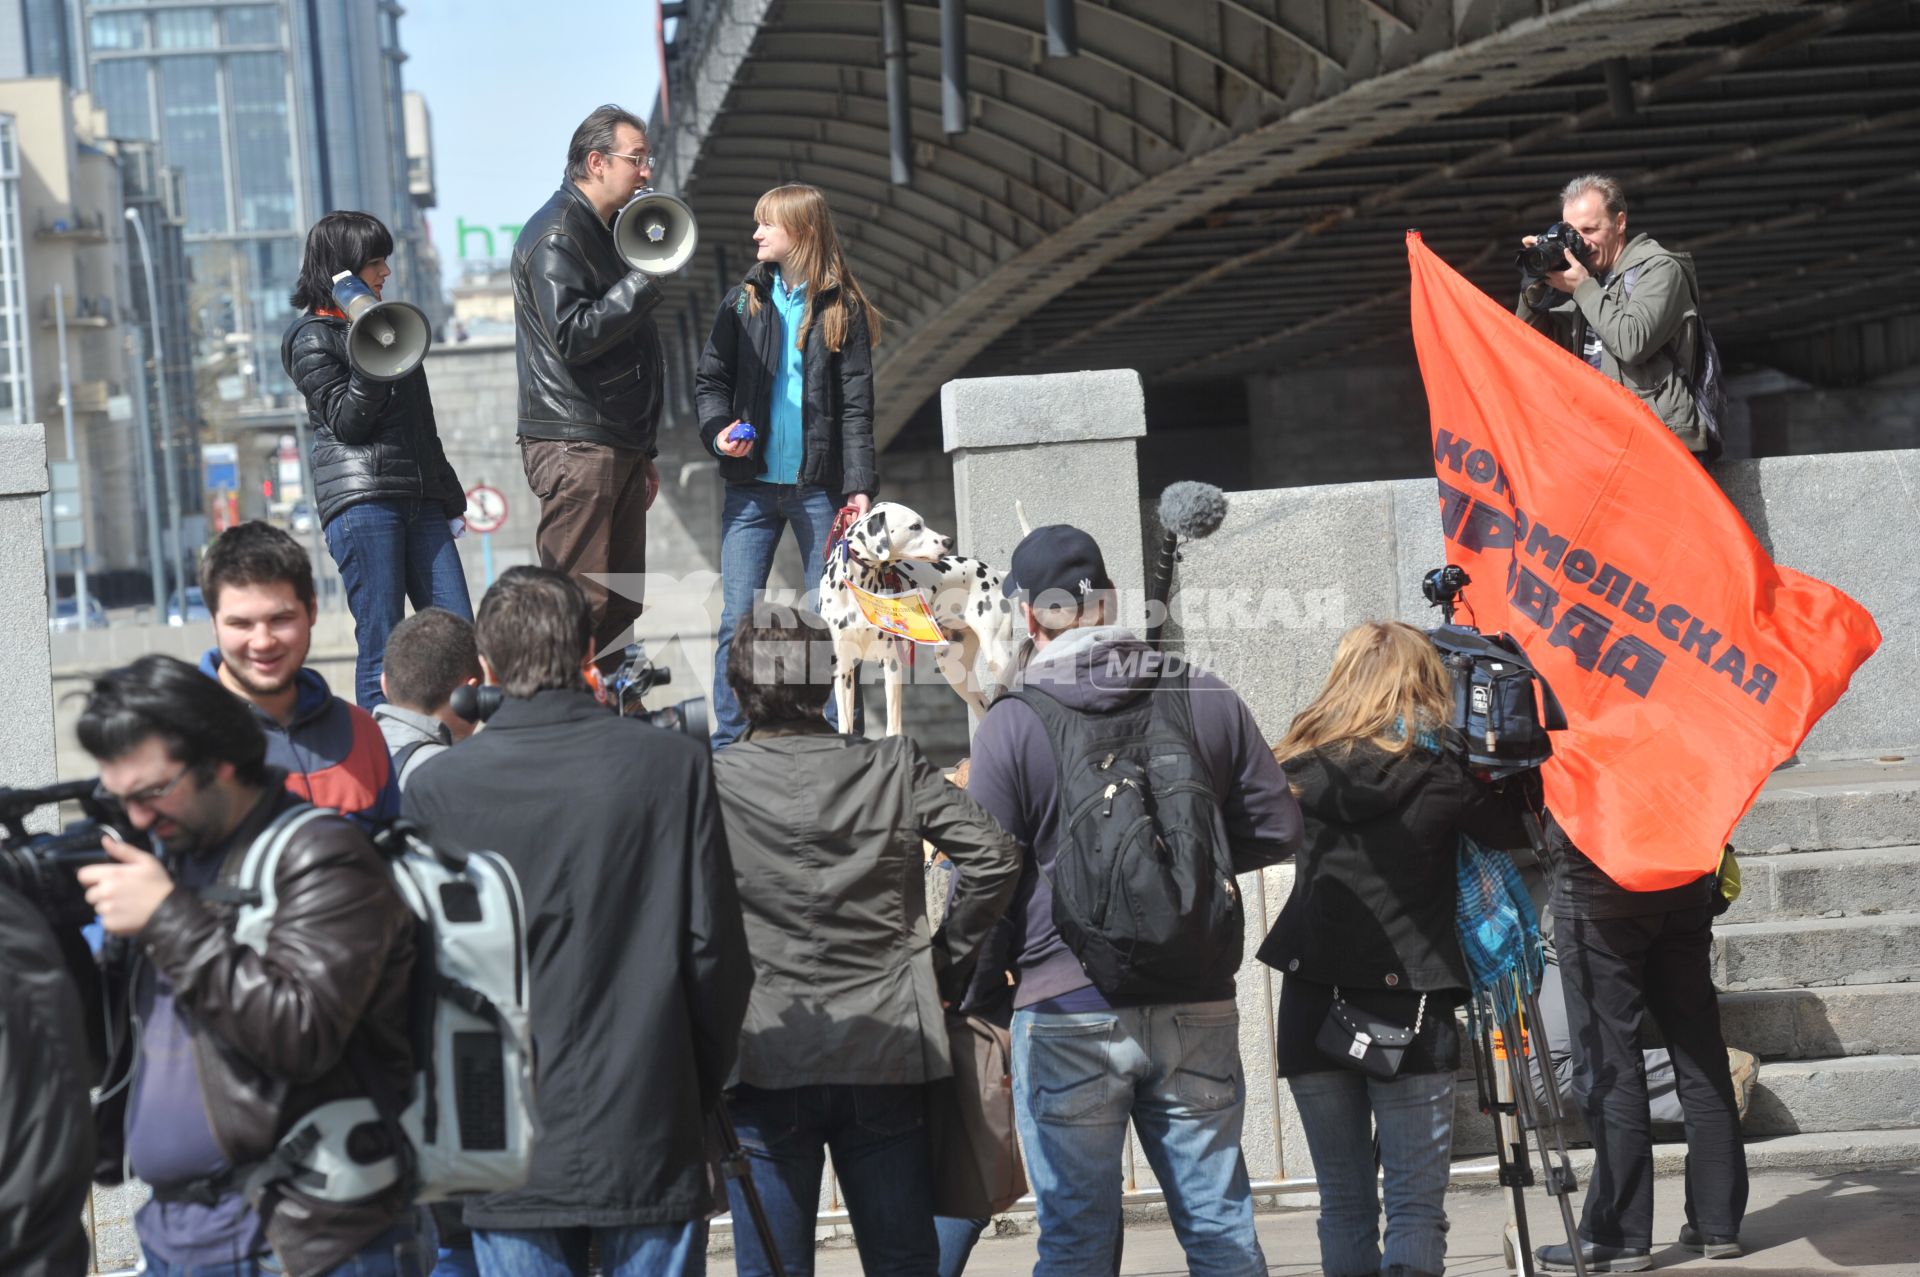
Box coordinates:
[124,206,186,590]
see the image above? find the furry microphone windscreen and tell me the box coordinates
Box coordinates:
[1158,481,1228,541]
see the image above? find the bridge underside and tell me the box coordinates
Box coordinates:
[655,0,1920,453]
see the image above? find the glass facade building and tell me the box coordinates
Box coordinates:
[0,113,29,427]
[80,0,428,406]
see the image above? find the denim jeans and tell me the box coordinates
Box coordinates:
[139,1221,425,1276]
[933,1215,990,1277]
[711,482,846,749]
[726,1082,939,1277]
[322,498,473,709]
[469,1222,705,1277]
[1287,1068,1457,1276]
[1011,1001,1264,1277]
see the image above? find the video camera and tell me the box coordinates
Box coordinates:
[1515,221,1591,277]
[0,780,144,927]
[449,644,708,740]
[1421,566,1567,780]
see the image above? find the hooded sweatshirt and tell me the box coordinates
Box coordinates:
[965,627,1302,1010]
[199,652,400,825]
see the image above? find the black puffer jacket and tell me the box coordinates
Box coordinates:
[512,185,666,453]
[281,313,465,527]
[694,261,877,497]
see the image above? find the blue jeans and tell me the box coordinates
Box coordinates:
[934,1215,989,1277]
[140,1221,425,1275]
[1287,1068,1457,1276]
[470,1222,705,1276]
[323,497,473,709]
[726,1082,938,1277]
[711,481,850,749]
[1012,1001,1263,1277]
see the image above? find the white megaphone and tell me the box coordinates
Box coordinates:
[330,270,432,382]
[612,188,699,276]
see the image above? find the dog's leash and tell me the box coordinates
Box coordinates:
[823,503,861,566]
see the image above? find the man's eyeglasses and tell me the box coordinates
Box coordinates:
[94,768,191,810]
[604,152,651,169]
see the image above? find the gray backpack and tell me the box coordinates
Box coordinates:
[231,806,535,1204]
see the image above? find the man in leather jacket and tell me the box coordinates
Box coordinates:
[74,656,418,1277]
[513,103,666,671]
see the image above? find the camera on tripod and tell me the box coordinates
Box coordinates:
[0,779,142,927]
[1515,221,1591,277]
[1422,566,1566,780]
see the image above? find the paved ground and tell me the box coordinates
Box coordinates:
[712,1167,1920,1275]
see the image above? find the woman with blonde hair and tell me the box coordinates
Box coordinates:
[695,183,883,749]
[1258,621,1526,1277]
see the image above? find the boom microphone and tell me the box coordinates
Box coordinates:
[331,271,432,382]
[1147,482,1228,652]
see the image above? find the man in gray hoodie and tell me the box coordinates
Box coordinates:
[372,607,481,788]
[965,525,1303,1277]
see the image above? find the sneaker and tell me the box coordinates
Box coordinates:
[1680,1222,1745,1259]
[1536,1241,1653,1272]
[1727,1047,1759,1119]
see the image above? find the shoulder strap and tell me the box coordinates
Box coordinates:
[390,739,433,785]
[229,804,329,955]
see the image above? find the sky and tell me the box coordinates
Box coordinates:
[400,0,663,296]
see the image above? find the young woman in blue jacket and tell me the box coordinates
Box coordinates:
[694,184,881,749]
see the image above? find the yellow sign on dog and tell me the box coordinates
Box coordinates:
[848,583,946,645]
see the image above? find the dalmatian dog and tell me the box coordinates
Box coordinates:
[818,501,1021,737]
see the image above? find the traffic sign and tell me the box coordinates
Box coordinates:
[465,483,508,534]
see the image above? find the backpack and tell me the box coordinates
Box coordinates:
[1427,625,1566,778]
[1621,261,1726,460]
[229,805,535,1204]
[1007,669,1243,1004]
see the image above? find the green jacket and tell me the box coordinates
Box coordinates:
[1516,233,1706,452]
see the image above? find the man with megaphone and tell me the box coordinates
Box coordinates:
[513,103,672,672]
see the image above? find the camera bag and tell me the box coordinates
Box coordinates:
[228,805,535,1204]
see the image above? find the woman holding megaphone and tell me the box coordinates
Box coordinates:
[284,210,472,710]
[695,183,882,750]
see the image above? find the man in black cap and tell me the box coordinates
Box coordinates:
[964,525,1302,1277]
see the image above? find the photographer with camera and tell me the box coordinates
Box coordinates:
[0,879,95,1277]
[1516,175,1714,456]
[402,567,752,1276]
[72,654,420,1276]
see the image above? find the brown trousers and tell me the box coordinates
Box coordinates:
[521,438,649,667]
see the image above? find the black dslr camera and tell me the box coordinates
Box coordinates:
[1515,221,1591,277]
[450,643,708,740]
[0,780,144,927]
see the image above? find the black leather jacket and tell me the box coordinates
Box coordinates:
[693,262,878,497]
[281,313,465,528]
[512,185,666,453]
[94,784,416,1277]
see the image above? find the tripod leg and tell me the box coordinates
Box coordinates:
[1508,994,1588,1277]
[714,1102,789,1277]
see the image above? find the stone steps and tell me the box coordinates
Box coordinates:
[1743,1054,1920,1135]
[1718,982,1920,1059]
[1721,845,1920,922]
[1713,912,1920,990]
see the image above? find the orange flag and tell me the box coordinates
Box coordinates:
[1406,232,1880,890]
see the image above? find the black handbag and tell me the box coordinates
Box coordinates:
[1316,987,1428,1080]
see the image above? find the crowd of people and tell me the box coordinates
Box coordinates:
[0,105,1755,1277]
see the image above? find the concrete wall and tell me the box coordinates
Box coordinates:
[0,424,56,791]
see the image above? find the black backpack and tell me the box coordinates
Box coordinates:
[1008,670,1243,1004]
[1427,625,1566,778]
[1621,261,1726,461]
